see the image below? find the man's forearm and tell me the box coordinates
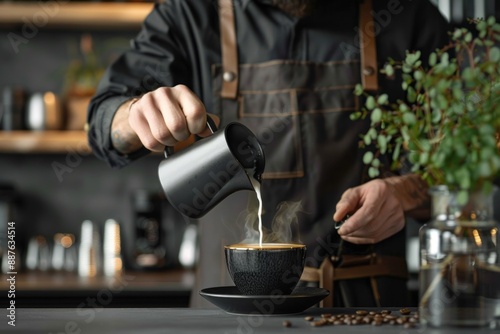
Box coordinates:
[111,98,144,154]
[384,174,431,221]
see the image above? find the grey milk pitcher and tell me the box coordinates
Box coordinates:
[158,117,265,218]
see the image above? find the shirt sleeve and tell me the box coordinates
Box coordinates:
[86,1,191,169]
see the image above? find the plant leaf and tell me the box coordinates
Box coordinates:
[363,151,374,164]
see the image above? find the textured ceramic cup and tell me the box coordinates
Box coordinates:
[224,243,306,295]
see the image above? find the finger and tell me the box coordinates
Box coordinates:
[342,224,399,244]
[340,235,376,245]
[155,88,190,142]
[333,188,359,222]
[337,201,378,236]
[128,98,168,151]
[342,210,405,243]
[198,114,221,137]
[173,85,208,135]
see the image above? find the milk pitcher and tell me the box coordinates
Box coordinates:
[158,117,265,218]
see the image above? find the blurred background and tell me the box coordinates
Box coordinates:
[0,0,498,308]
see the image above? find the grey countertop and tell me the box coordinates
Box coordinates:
[2,308,498,334]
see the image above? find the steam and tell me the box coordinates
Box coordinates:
[240,201,303,244]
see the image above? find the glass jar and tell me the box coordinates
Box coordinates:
[419,186,500,327]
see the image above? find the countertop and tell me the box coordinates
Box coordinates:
[2,308,498,333]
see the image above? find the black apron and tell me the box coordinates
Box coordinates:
[191,0,409,308]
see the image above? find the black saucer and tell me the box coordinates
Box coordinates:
[199,286,329,316]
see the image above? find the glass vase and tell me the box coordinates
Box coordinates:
[419,186,500,327]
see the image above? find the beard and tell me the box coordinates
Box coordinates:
[271,0,317,17]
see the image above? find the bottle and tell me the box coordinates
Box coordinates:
[103,219,123,277]
[419,186,499,327]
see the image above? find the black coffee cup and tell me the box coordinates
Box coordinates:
[224,243,306,295]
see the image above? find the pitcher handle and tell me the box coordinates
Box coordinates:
[164,115,218,158]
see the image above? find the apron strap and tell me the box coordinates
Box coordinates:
[301,254,408,307]
[359,0,379,91]
[218,0,239,99]
[218,0,379,97]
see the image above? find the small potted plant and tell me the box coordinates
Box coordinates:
[351,17,500,327]
[64,34,104,131]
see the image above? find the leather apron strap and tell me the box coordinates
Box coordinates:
[218,0,239,99]
[217,0,379,97]
[301,254,409,307]
[359,0,379,91]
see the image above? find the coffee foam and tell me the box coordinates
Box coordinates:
[225,243,305,250]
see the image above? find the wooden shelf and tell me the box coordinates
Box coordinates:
[0,2,154,29]
[0,130,90,153]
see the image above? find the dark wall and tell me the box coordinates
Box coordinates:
[0,152,190,270]
[0,29,131,95]
[0,27,189,271]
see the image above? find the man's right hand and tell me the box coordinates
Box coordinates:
[111,85,217,154]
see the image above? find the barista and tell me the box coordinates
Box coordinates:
[87,0,450,307]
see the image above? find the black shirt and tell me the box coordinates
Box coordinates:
[88,0,450,306]
[87,0,450,169]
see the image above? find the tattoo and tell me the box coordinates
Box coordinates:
[112,129,140,154]
[407,176,429,207]
[385,174,430,213]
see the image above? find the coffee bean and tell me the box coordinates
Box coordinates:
[400,308,411,315]
[311,320,327,327]
[282,320,292,327]
[305,310,421,328]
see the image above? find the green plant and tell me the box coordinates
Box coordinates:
[352,17,500,201]
[64,34,105,94]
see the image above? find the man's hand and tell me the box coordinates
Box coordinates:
[111,85,218,154]
[333,175,429,244]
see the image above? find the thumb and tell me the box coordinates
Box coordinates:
[333,188,359,222]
